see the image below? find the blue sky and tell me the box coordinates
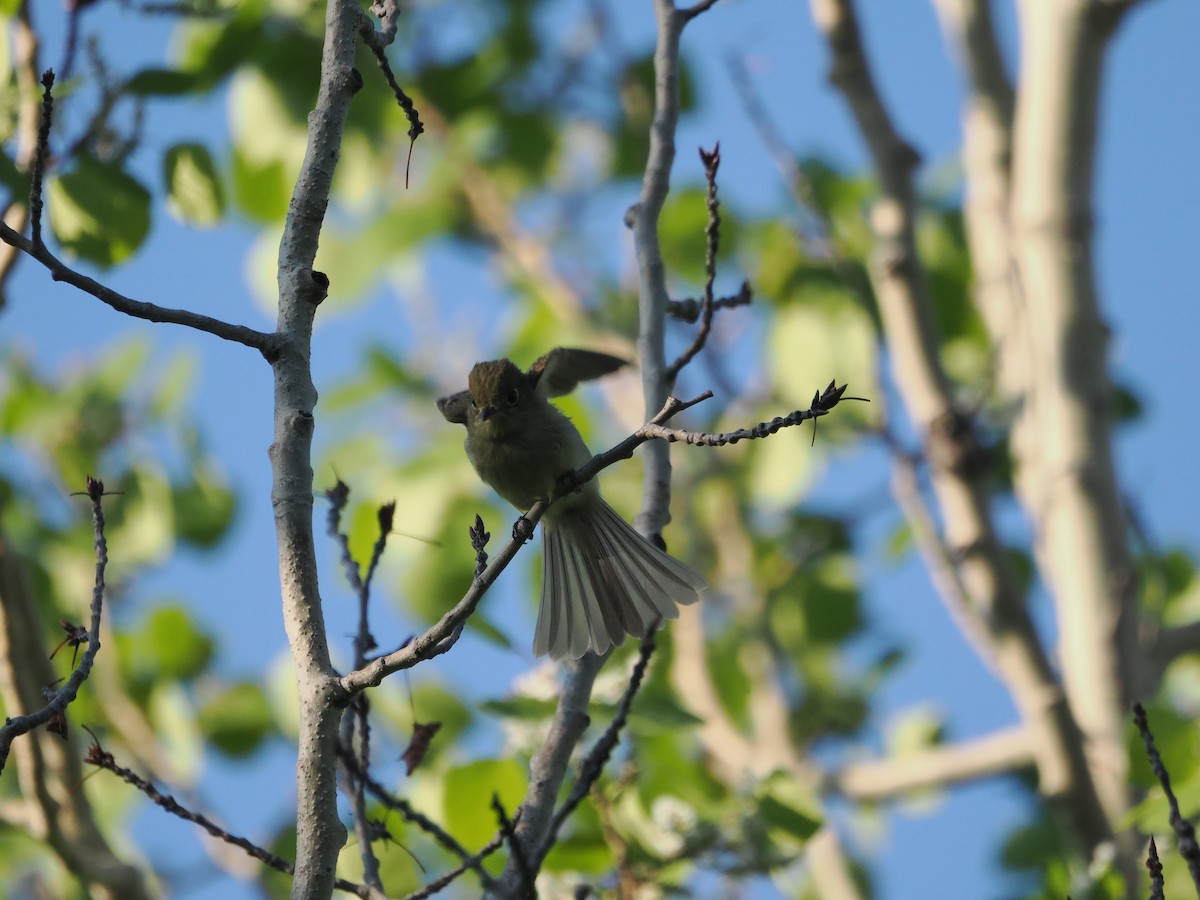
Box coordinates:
[4,0,1199,898]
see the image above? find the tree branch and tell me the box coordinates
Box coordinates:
[0,221,278,354]
[0,1,43,308]
[1009,0,1139,847]
[810,0,1113,861]
[85,735,386,899]
[270,2,370,897]
[0,492,150,898]
[0,477,109,771]
[483,653,606,900]
[826,725,1035,801]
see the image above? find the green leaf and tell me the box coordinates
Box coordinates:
[121,604,215,683]
[659,187,739,284]
[198,681,274,757]
[767,298,879,438]
[541,831,613,875]
[230,147,293,224]
[172,467,237,548]
[126,68,204,96]
[48,157,152,266]
[176,12,267,91]
[443,759,527,850]
[0,151,22,196]
[627,692,704,733]
[754,771,822,846]
[1000,818,1062,871]
[164,143,225,227]
[479,696,559,721]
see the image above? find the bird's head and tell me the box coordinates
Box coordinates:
[467,359,532,433]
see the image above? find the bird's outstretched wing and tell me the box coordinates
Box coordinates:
[528,348,628,398]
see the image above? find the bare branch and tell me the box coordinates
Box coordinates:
[1133,703,1200,891]
[666,281,752,323]
[0,3,43,307]
[536,628,659,868]
[1009,0,1141,847]
[680,0,722,20]
[484,653,606,900]
[29,69,54,250]
[665,143,722,382]
[400,829,508,900]
[492,796,534,898]
[0,477,108,773]
[826,725,1034,801]
[268,0,375,893]
[810,0,1113,858]
[0,220,278,353]
[338,745,502,892]
[84,734,386,899]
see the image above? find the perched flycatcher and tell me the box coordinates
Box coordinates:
[438,348,705,659]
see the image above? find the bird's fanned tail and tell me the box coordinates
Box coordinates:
[534,498,706,659]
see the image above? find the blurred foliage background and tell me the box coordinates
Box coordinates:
[1,0,1198,897]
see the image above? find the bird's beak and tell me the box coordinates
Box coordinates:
[478,405,496,422]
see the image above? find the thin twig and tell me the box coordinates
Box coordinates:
[0,477,108,774]
[633,381,864,449]
[354,9,423,186]
[1147,836,1164,900]
[0,221,278,353]
[337,744,501,892]
[1133,703,1200,891]
[325,482,393,889]
[680,0,722,20]
[493,795,535,898]
[84,732,383,899]
[399,828,509,900]
[29,69,55,250]
[537,627,658,867]
[666,281,752,323]
[665,143,722,382]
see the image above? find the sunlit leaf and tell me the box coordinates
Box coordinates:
[48,157,152,267]
[172,467,237,548]
[754,771,822,846]
[124,604,216,683]
[198,681,274,757]
[164,143,225,226]
[126,68,204,96]
[442,759,527,851]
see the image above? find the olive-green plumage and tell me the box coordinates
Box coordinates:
[438,348,705,659]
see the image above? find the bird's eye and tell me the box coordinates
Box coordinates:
[505,387,520,406]
[470,398,478,408]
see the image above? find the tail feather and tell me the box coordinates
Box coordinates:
[534,497,706,659]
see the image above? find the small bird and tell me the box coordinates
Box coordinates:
[438,348,706,659]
